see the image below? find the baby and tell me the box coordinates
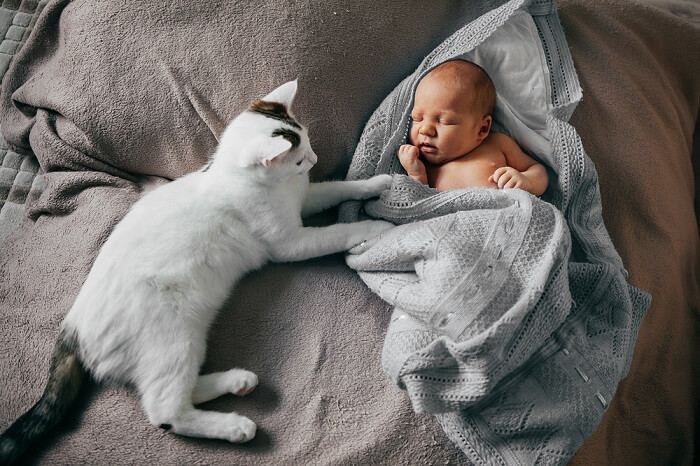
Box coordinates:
[398,59,548,195]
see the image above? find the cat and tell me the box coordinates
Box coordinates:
[0,80,394,463]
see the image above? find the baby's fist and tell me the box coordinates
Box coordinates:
[398,145,427,184]
[398,144,420,164]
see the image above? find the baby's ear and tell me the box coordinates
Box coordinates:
[480,115,493,136]
[250,136,293,167]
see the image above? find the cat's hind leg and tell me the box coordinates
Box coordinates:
[140,377,256,443]
[192,369,259,404]
[137,351,256,443]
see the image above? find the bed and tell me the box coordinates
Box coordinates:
[0,0,698,464]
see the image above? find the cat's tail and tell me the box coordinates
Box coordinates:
[0,329,87,465]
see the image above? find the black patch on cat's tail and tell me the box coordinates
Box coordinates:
[0,329,87,465]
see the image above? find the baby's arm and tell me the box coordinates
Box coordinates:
[489,133,548,196]
[398,145,428,185]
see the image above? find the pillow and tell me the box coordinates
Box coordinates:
[462,10,555,159]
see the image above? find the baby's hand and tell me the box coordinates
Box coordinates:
[398,145,428,184]
[490,167,528,190]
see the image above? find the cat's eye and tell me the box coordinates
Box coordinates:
[296,160,303,166]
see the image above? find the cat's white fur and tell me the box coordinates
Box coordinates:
[61,80,393,443]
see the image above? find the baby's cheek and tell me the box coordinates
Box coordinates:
[408,126,419,145]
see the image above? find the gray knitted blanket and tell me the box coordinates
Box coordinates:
[339,0,651,464]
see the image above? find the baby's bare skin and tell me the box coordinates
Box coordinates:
[399,132,547,193]
[398,60,548,196]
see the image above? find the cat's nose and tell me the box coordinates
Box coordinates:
[309,151,318,165]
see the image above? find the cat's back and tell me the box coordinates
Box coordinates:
[73,172,266,305]
[112,172,258,256]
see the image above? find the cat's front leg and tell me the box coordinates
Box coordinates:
[301,175,393,217]
[269,220,393,262]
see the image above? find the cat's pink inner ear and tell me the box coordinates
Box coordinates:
[258,137,293,167]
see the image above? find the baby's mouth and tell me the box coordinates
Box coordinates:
[419,142,438,154]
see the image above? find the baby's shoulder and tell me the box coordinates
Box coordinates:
[487,131,516,146]
[486,131,523,154]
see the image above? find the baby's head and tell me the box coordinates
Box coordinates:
[409,59,496,165]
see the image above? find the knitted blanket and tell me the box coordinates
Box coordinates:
[339,0,651,464]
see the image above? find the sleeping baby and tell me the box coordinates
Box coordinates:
[398,59,548,195]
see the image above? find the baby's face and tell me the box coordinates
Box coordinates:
[409,75,490,165]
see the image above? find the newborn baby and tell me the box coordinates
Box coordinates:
[398,59,548,195]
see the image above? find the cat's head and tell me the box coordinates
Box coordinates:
[213,80,318,177]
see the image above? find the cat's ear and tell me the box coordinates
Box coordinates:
[262,80,298,108]
[251,136,293,167]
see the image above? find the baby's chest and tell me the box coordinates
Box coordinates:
[428,150,506,190]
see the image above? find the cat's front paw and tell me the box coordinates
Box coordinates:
[364,219,395,238]
[347,220,394,252]
[359,174,393,199]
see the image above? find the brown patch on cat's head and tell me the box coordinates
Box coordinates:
[249,99,301,129]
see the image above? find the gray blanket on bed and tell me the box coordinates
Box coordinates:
[339,0,651,464]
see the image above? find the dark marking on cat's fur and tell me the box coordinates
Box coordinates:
[0,329,86,465]
[249,99,301,129]
[159,423,172,431]
[272,128,301,149]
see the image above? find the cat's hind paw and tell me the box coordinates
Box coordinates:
[228,369,259,396]
[226,414,257,443]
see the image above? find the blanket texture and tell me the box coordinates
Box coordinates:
[339,1,651,464]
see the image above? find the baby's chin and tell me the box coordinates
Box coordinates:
[418,145,440,160]
[422,150,458,165]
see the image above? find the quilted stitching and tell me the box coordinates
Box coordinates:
[0,0,46,246]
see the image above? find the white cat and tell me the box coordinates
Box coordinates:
[0,80,394,463]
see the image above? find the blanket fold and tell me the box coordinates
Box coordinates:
[340,0,651,463]
[347,176,571,392]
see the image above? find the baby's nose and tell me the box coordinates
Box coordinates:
[419,123,436,136]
